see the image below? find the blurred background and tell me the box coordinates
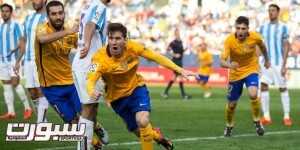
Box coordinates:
[1,0,300,88]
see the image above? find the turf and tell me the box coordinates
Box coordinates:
[0,86,299,150]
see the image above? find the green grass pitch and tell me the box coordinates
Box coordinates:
[0,86,299,150]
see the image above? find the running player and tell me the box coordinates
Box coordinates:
[195,39,213,98]
[87,23,196,150]
[221,16,270,137]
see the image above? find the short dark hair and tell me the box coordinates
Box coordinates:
[46,0,64,15]
[235,16,249,26]
[269,4,280,12]
[107,23,127,38]
[1,3,13,12]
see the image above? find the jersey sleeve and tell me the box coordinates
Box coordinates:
[60,33,78,54]
[254,32,265,49]
[221,37,230,61]
[132,41,182,73]
[15,22,24,38]
[23,16,29,40]
[67,33,78,48]
[282,25,289,41]
[87,54,105,96]
[13,23,24,47]
[88,5,106,29]
[35,23,47,38]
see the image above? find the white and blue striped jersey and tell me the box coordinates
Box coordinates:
[259,22,289,66]
[0,20,23,63]
[23,13,47,62]
[73,0,107,72]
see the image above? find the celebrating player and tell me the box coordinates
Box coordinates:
[87,23,196,150]
[35,0,81,123]
[220,16,270,137]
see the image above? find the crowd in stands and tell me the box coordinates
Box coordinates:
[4,0,300,66]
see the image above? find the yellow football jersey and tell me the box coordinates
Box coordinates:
[87,40,182,102]
[221,32,264,81]
[35,22,77,87]
[197,50,213,76]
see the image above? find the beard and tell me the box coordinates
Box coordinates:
[2,16,10,22]
[49,18,64,30]
[33,3,43,11]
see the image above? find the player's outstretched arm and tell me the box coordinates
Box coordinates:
[36,24,78,44]
[140,48,196,78]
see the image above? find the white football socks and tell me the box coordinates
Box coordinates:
[77,116,94,150]
[37,97,49,123]
[15,84,31,110]
[3,84,15,114]
[281,90,290,119]
[260,91,270,120]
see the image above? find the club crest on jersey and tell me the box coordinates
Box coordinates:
[243,44,255,53]
[88,64,98,72]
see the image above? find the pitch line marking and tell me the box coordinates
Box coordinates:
[35,130,300,150]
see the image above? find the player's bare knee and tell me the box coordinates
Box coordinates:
[279,88,287,92]
[11,83,18,88]
[2,80,11,84]
[260,83,269,91]
[136,111,150,128]
[81,104,96,121]
[30,92,39,100]
[11,80,18,87]
[137,118,149,128]
[228,102,237,109]
[30,94,39,100]
[249,94,257,100]
[11,77,19,87]
[28,89,39,100]
[198,80,204,85]
[36,89,44,98]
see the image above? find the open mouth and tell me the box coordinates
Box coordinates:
[112,47,118,50]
